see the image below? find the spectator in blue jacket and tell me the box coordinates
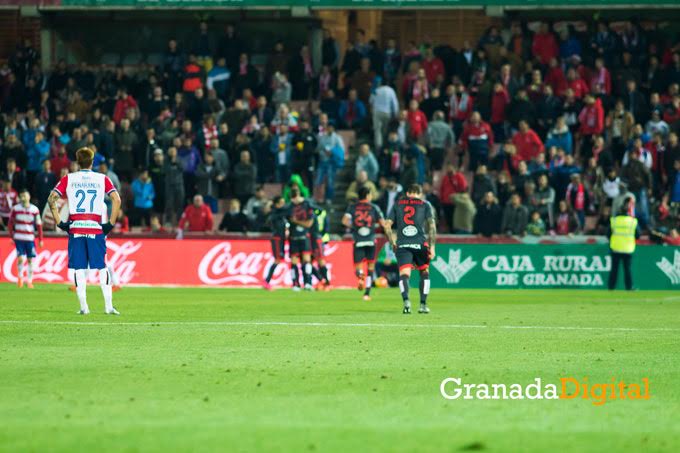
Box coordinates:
[22,118,41,150]
[545,116,573,155]
[270,124,293,183]
[178,137,202,198]
[338,89,367,130]
[559,26,582,60]
[206,57,231,100]
[131,169,155,227]
[316,124,345,204]
[26,130,50,189]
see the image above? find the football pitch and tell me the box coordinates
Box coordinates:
[1,284,679,452]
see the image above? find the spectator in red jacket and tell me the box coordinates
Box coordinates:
[590,57,611,95]
[178,194,214,233]
[566,68,589,99]
[490,83,510,142]
[461,111,494,171]
[112,88,138,124]
[183,55,204,93]
[545,57,567,96]
[512,120,544,163]
[448,81,474,138]
[531,22,559,66]
[50,147,70,178]
[578,95,605,158]
[422,45,445,85]
[406,99,428,141]
[439,163,468,232]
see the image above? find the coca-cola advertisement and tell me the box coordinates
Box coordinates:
[0,238,357,287]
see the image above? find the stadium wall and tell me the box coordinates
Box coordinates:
[1,238,677,289]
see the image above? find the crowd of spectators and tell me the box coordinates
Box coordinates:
[0,19,679,242]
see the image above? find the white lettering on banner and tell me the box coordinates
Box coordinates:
[107,241,141,284]
[198,242,339,285]
[3,248,68,282]
[2,241,141,284]
[496,273,518,286]
[543,255,610,272]
[482,255,534,272]
[433,251,612,287]
[523,273,603,287]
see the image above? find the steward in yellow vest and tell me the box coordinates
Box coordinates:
[607,198,639,290]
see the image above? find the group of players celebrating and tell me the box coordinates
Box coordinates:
[266,182,436,314]
[8,146,436,315]
[263,185,331,292]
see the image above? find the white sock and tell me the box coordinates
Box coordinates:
[17,260,24,280]
[27,260,34,283]
[74,269,89,312]
[99,268,113,312]
[108,265,120,286]
[365,276,372,289]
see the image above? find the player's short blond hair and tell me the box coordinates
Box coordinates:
[76,147,95,169]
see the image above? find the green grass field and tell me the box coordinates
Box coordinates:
[1,283,679,452]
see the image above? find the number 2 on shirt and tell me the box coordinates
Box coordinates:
[75,189,98,213]
[403,206,415,225]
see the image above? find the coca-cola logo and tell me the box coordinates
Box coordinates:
[198,242,338,286]
[2,240,141,284]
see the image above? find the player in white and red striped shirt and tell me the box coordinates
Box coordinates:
[48,148,122,315]
[0,179,18,230]
[8,189,43,288]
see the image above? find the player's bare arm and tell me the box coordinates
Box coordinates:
[108,191,122,226]
[383,219,397,248]
[341,213,352,228]
[47,191,62,226]
[427,217,437,259]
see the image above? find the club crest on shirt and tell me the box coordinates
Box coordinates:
[402,225,418,237]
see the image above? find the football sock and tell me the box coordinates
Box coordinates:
[291,264,300,287]
[355,269,364,279]
[311,266,322,282]
[74,269,89,311]
[265,263,277,283]
[108,265,120,286]
[365,275,372,296]
[27,261,34,283]
[399,275,410,302]
[303,263,312,286]
[99,268,113,312]
[419,271,430,304]
[320,265,329,284]
[17,261,24,280]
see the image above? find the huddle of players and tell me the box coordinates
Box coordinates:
[264,185,331,291]
[344,183,436,314]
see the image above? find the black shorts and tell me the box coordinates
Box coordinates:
[353,245,376,264]
[311,238,325,260]
[396,245,430,272]
[270,237,286,261]
[289,237,311,257]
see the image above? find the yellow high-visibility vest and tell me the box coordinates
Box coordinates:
[610,215,637,254]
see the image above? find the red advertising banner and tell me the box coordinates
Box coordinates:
[0,237,357,288]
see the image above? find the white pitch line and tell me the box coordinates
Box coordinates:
[0,319,678,332]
